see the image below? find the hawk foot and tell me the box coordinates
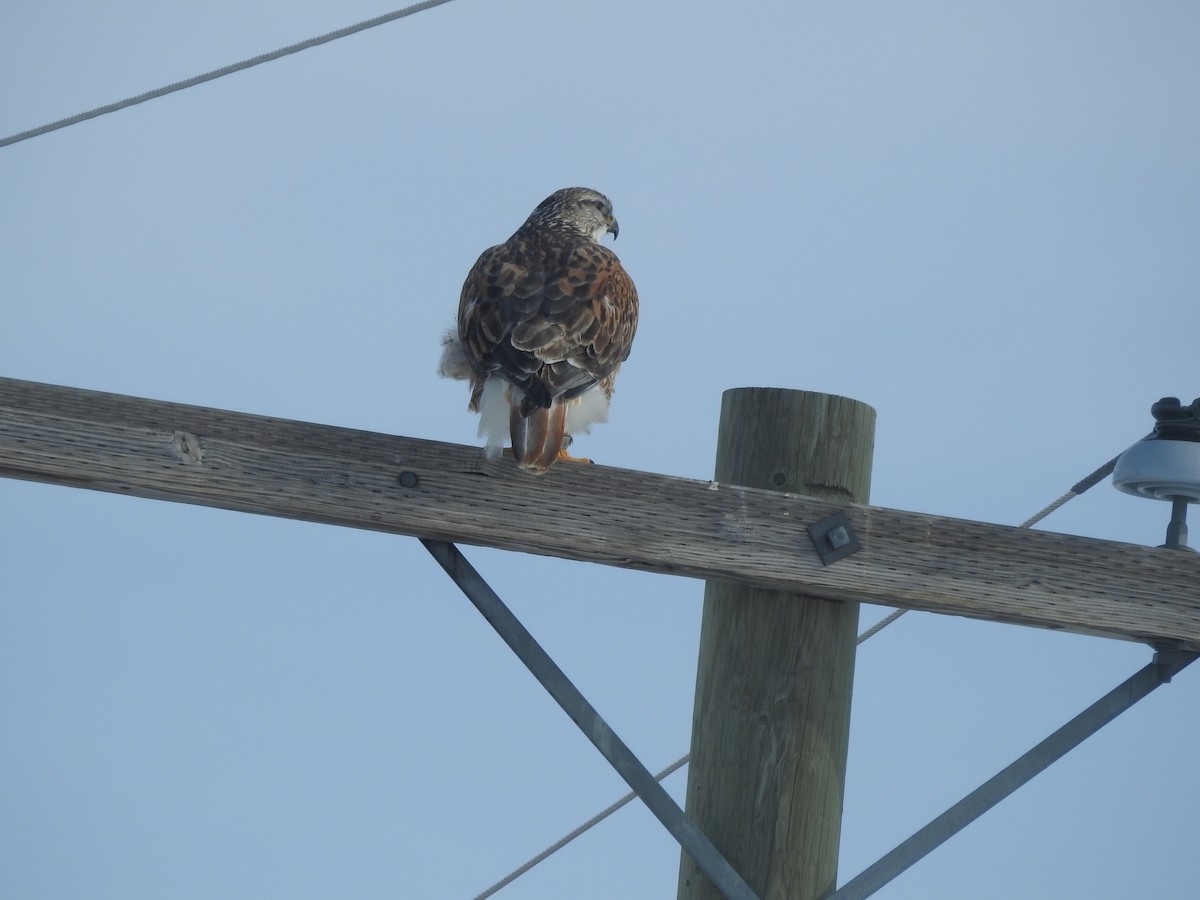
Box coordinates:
[556,449,595,465]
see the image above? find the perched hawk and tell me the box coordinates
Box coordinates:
[439,187,639,473]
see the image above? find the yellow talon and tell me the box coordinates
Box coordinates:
[556,449,595,465]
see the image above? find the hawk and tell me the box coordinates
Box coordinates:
[439,187,639,473]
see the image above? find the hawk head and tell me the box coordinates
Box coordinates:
[521,187,619,243]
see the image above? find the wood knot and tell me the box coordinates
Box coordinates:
[171,431,204,464]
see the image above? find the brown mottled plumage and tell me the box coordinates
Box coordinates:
[439,188,639,473]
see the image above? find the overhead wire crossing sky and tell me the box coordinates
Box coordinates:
[0,0,460,149]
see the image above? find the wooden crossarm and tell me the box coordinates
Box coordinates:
[2,376,1197,650]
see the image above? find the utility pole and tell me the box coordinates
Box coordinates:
[4,377,1200,894]
[678,388,876,900]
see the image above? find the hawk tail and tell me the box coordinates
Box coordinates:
[510,400,568,474]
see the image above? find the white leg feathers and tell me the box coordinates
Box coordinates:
[437,328,473,380]
[564,385,611,437]
[477,376,512,460]
[463,374,612,471]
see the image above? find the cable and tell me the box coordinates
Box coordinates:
[861,453,1122,643]
[1018,456,1120,529]
[856,607,908,644]
[0,0,460,149]
[472,755,690,900]
[472,603,910,900]
[472,452,1123,897]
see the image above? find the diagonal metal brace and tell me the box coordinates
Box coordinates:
[829,646,1198,900]
[421,539,760,900]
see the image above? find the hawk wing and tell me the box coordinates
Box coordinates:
[458,236,638,415]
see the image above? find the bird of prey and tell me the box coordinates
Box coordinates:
[439,187,639,473]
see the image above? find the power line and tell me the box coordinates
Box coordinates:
[472,603,915,900]
[472,454,1123,897]
[472,755,691,900]
[0,0,461,149]
[855,454,1122,641]
[1017,455,1120,528]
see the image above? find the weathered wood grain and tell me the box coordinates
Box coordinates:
[679,389,874,900]
[1,376,1198,650]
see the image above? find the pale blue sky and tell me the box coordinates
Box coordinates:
[2,2,1198,898]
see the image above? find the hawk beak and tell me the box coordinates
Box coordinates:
[608,218,619,240]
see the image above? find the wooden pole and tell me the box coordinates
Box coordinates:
[678,388,876,900]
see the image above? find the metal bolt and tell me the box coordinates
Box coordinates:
[398,471,420,488]
[827,525,850,549]
[808,511,862,566]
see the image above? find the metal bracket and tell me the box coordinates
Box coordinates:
[422,539,761,900]
[828,647,1199,899]
[808,511,861,565]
